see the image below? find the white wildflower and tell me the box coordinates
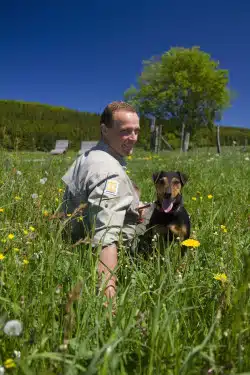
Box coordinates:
[14,350,21,358]
[245,157,249,161]
[3,320,23,336]
[106,346,112,355]
[0,366,5,374]
[39,177,47,185]
[31,193,38,199]
[55,287,61,294]
[59,343,68,351]
[16,170,22,176]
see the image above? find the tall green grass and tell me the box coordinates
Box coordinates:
[0,147,249,374]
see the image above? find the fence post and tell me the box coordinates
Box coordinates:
[150,118,156,152]
[154,126,159,153]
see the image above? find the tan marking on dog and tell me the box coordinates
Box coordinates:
[155,177,168,203]
[168,224,188,241]
[171,179,182,198]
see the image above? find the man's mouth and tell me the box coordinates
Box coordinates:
[162,198,174,213]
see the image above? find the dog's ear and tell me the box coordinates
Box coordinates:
[177,172,188,186]
[152,171,163,183]
[152,172,158,183]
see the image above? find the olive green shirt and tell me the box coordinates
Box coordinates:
[61,140,142,247]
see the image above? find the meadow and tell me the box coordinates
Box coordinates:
[0,146,249,375]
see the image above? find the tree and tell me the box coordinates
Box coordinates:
[124,46,232,151]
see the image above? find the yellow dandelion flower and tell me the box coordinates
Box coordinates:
[0,253,5,260]
[0,208,4,213]
[192,197,197,201]
[43,210,49,217]
[181,238,200,248]
[8,234,15,240]
[58,188,63,193]
[220,225,226,230]
[223,228,227,233]
[29,226,35,232]
[23,230,28,235]
[14,196,21,201]
[207,194,213,199]
[13,248,19,252]
[23,259,29,265]
[66,214,72,217]
[213,273,228,283]
[127,155,133,160]
[4,358,16,368]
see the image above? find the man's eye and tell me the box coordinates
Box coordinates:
[120,129,140,136]
[120,130,129,135]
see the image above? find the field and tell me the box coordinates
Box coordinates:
[0,146,250,375]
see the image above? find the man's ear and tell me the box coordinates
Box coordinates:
[101,123,108,137]
[177,171,188,186]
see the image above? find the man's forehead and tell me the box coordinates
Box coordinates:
[113,110,139,123]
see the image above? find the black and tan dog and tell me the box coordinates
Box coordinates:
[147,170,191,255]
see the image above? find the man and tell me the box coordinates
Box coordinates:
[61,101,150,301]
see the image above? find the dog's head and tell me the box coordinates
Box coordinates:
[152,171,188,213]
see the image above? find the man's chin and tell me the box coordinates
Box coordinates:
[122,147,134,156]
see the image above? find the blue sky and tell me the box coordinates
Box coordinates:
[0,0,249,128]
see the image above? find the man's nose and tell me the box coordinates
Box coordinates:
[128,131,138,140]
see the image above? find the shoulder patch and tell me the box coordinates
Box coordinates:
[104,179,119,196]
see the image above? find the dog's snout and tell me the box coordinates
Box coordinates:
[165,191,171,198]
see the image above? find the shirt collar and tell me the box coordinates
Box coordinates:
[94,139,127,169]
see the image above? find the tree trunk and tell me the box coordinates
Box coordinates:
[216,125,221,154]
[183,131,190,152]
[180,122,185,152]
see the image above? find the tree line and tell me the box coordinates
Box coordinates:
[0,99,249,152]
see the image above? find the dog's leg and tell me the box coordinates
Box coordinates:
[168,224,189,256]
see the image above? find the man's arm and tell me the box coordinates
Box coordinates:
[98,243,118,299]
[86,172,133,301]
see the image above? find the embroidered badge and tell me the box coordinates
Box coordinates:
[104,179,119,196]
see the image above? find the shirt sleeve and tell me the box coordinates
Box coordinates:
[86,171,134,247]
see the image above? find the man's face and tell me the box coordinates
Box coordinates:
[104,110,140,157]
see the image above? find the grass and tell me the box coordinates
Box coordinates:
[0,146,250,374]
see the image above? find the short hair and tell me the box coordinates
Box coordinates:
[100,101,137,128]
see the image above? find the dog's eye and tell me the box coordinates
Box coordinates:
[172,180,180,185]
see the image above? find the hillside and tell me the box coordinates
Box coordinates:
[0,99,249,151]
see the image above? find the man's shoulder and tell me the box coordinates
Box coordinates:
[86,149,123,172]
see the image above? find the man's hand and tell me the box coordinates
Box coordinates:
[98,244,118,302]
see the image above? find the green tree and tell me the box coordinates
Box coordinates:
[124,46,232,151]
